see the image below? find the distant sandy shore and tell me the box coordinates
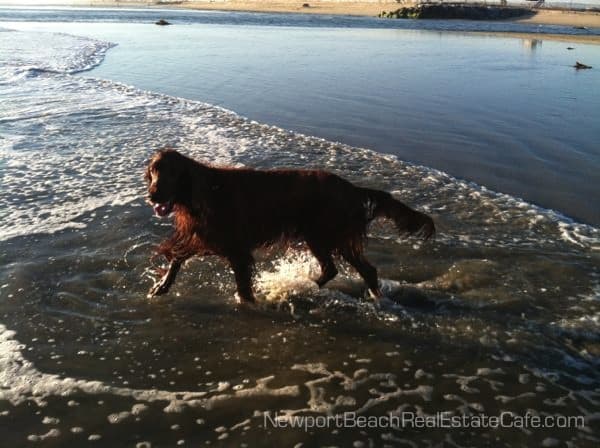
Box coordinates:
[2,1,599,42]
[149,1,600,43]
[178,1,600,29]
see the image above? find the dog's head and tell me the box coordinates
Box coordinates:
[145,149,187,217]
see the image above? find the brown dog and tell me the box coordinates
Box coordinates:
[146,149,434,302]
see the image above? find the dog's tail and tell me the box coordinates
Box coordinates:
[365,188,435,240]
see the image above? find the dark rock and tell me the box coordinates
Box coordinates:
[302,3,310,7]
[155,19,171,26]
[380,5,532,21]
[574,61,592,69]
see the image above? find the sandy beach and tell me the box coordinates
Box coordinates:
[184,0,600,44]
[89,1,600,27]
[177,2,600,43]
[177,1,600,29]
[177,0,600,27]
[3,1,600,29]
[7,1,598,43]
[79,1,599,44]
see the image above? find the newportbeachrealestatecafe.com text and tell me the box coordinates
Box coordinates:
[264,412,585,431]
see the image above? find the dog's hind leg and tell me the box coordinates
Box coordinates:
[341,249,381,298]
[149,258,183,297]
[228,253,256,303]
[307,241,338,288]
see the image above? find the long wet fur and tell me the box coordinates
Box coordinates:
[146,149,435,302]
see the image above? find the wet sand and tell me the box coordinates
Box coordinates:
[467,30,600,44]
[517,7,600,28]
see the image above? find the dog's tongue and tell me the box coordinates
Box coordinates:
[153,202,172,217]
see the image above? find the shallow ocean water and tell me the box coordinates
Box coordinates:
[2,7,600,225]
[0,8,599,447]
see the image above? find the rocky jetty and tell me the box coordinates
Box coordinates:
[379,4,532,21]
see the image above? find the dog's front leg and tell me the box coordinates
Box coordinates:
[148,259,182,297]
[228,253,256,303]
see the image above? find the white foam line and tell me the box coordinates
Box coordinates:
[284,363,433,419]
[0,27,115,75]
[0,324,299,411]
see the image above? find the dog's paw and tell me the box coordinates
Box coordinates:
[148,279,170,298]
[234,292,256,305]
[367,287,383,300]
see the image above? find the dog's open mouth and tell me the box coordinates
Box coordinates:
[152,201,173,217]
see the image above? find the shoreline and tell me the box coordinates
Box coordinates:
[177,2,600,28]
[466,30,600,45]
[1,2,600,43]
[3,2,600,25]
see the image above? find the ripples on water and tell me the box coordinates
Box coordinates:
[5,9,600,225]
[0,23,599,447]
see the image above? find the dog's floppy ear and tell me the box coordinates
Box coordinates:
[144,150,161,184]
[145,148,170,176]
[189,163,214,200]
[175,155,215,207]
